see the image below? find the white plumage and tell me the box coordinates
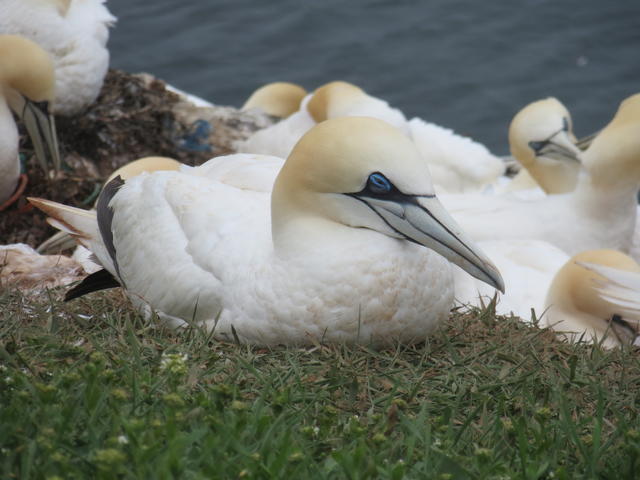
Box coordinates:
[0,0,116,114]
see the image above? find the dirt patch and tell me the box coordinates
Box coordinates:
[1,69,273,247]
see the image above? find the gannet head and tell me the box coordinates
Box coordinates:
[509,97,582,193]
[545,249,640,346]
[307,81,368,123]
[272,116,505,292]
[0,35,59,173]
[582,93,640,188]
[242,82,307,118]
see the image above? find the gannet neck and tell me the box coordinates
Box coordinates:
[582,93,640,190]
[509,97,581,194]
[306,81,367,123]
[0,35,55,104]
[242,82,307,118]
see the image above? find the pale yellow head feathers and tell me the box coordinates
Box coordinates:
[508,97,581,194]
[274,116,431,199]
[582,93,640,188]
[106,157,181,184]
[306,81,367,123]
[242,82,307,118]
[549,249,640,321]
[0,35,55,103]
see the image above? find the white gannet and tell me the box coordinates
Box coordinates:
[242,82,307,118]
[0,0,116,115]
[30,117,504,346]
[239,81,505,193]
[441,93,640,257]
[504,97,583,195]
[543,249,640,348]
[0,35,60,207]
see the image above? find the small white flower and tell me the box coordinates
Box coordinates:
[117,435,129,445]
[160,353,189,375]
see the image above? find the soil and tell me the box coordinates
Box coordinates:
[0,69,273,247]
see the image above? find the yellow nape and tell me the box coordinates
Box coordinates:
[105,156,181,184]
[0,35,55,102]
[306,81,366,123]
[241,82,307,118]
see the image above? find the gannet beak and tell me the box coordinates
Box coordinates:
[538,130,582,164]
[17,98,61,174]
[359,194,505,292]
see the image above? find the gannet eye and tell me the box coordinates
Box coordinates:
[366,172,392,195]
[528,140,546,153]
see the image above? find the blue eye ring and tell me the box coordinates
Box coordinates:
[366,172,392,195]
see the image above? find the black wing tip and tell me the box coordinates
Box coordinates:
[64,268,121,302]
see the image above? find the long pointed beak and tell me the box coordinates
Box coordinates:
[363,195,505,292]
[17,97,61,175]
[540,131,582,163]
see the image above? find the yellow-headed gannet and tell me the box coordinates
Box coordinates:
[544,249,640,348]
[0,35,60,207]
[242,82,307,118]
[30,117,504,346]
[0,0,116,115]
[506,97,583,194]
[441,93,640,257]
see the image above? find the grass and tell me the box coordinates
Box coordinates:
[1,288,640,479]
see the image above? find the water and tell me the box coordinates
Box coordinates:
[107,0,640,154]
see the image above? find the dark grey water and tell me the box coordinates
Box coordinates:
[107,0,640,154]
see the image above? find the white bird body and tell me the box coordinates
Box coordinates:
[441,178,637,257]
[0,0,116,114]
[407,117,506,194]
[111,166,454,343]
[31,117,504,346]
[238,81,505,194]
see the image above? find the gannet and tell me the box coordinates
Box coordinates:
[441,93,640,256]
[0,0,116,115]
[239,81,505,193]
[242,82,307,118]
[0,35,60,206]
[543,250,640,349]
[30,117,504,346]
[505,97,583,194]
